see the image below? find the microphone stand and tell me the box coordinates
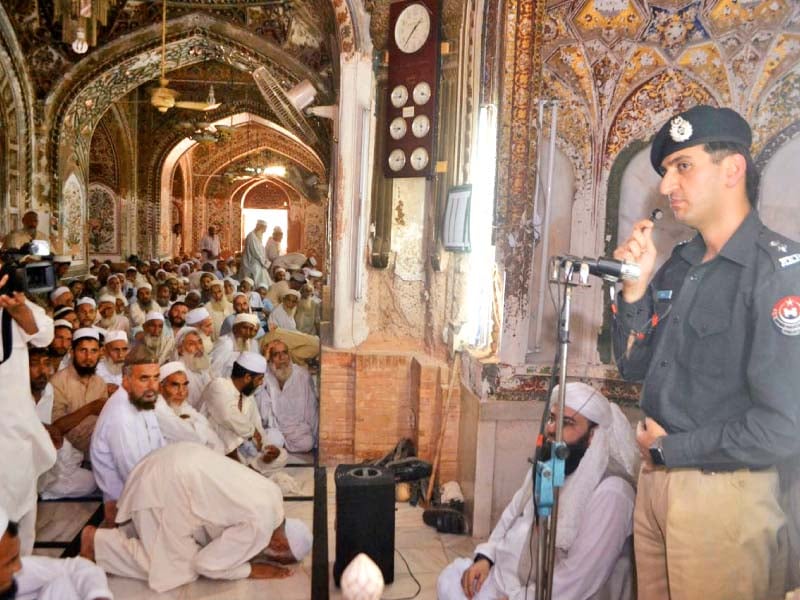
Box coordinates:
[535,257,592,600]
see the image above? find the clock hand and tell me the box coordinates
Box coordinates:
[405,20,422,46]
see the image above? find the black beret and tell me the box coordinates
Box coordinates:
[650,105,752,173]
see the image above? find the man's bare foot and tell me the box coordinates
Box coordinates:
[248,563,293,579]
[80,526,97,561]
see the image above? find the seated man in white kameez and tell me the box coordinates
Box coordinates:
[258,340,318,453]
[210,313,260,377]
[437,382,638,600]
[206,279,233,339]
[220,292,265,339]
[175,327,212,410]
[185,306,215,355]
[0,505,112,600]
[265,267,291,307]
[95,294,130,337]
[133,311,173,365]
[239,277,265,313]
[90,347,165,521]
[128,284,157,328]
[94,330,129,397]
[201,352,279,466]
[75,297,99,329]
[80,443,312,593]
[294,283,320,336]
[154,361,224,453]
[29,347,97,500]
[263,291,320,366]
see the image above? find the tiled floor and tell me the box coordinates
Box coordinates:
[34,462,484,599]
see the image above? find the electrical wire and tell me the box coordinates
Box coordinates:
[381,548,421,600]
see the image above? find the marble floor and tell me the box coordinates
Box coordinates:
[33,458,484,599]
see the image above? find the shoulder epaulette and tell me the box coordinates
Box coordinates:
[758,227,800,269]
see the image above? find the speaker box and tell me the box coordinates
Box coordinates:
[333,464,395,586]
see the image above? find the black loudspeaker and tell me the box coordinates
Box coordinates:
[333,464,395,586]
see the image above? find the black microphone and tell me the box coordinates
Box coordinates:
[582,257,641,282]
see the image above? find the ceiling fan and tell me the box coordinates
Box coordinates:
[149,0,221,113]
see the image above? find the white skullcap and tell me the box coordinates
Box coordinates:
[137,283,152,291]
[156,269,167,276]
[273,266,286,273]
[306,269,322,278]
[256,219,267,226]
[126,266,137,272]
[50,286,70,301]
[185,307,210,325]
[232,292,247,300]
[53,319,73,330]
[98,294,116,305]
[76,297,96,308]
[284,518,313,561]
[84,275,98,281]
[273,226,283,233]
[159,361,187,382]
[73,327,100,343]
[553,382,611,428]
[308,257,317,267]
[233,313,259,326]
[283,290,301,299]
[242,277,254,286]
[117,296,128,306]
[224,277,238,287]
[234,351,267,374]
[53,255,71,263]
[150,259,159,265]
[175,326,200,345]
[104,330,128,345]
[0,504,7,536]
[208,280,224,289]
[145,311,165,323]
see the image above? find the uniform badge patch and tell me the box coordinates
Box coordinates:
[772,296,800,336]
[669,116,693,142]
[778,253,800,268]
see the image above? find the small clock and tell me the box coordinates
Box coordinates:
[394,3,432,54]
[388,149,407,172]
[389,117,408,140]
[410,147,430,171]
[413,82,432,105]
[411,115,430,138]
[390,85,409,108]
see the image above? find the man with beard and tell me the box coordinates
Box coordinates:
[206,280,233,339]
[79,443,311,593]
[155,282,171,310]
[240,220,272,289]
[165,300,188,336]
[267,290,300,332]
[223,277,238,303]
[90,346,165,520]
[96,294,130,336]
[265,226,283,263]
[220,292,265,338]
[0,505,112,600]
[294,283,319,336]
[198,272,216,304]
[257,340,318,453]
[98,273,124,301]
[184,290,201,309]
[175,327,212,410]
[239,277,265,313]
[29,347,97,500]
[265,268,290,307]
[153,361,223,453]
[134,311,174,366]
[185,307,215,355]
[2,210,48,250]
[262,290,321,365]
[134,261,150,289]
[201,352,271,463]
[211,314,260,378]
[48,319,73,372]
[49,286,74,311]
[75,297,98,329]
[436,383,638,600]
[95,330,129,395]
[129,284,157,328]
[50,328,109,453]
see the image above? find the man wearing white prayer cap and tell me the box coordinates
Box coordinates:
[263,289,321,365]
[75,296,98,328]
[267,289,300,332]
[206,279,233,339]
[220,292,265,339]
[240,219,272,289]
[96,329,129,395]
[185,306,215,355]
[153,362,224,453]
[96,293,131,337]
[201,351,272,463]
[0,502,113,599]
[437,382,639,600]
[49,285,73,309]
[174,327,212,410]
[129,282,158,328]
[134,310,173,365]
[210,313,260,378]
[82,442,311,592]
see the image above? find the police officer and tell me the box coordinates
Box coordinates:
[612,105,800,600]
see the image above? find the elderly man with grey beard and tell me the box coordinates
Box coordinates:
[211,314,260,378]
[257,340,318,453]
[133,311,174,366]
[97,294,131,336]
[220,292,265,338]
[95,330,130,396]
[175,327,212,410]
[207,280,233,339]
[185,307,215,354]
[129,284,158,328]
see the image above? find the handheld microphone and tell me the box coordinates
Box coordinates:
[582,257,641,282]
[649,208,664,223]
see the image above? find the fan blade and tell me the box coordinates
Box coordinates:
[174,101,222,111]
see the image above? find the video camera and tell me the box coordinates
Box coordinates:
[0,239,56,297]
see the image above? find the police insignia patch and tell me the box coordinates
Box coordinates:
[779,253,800,268]
[772,296,800,336]
[669,116,693,142]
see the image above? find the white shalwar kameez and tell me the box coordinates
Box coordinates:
[15,555,112,600]
[241,231,272,288]
[95,359,122,389]
[209,334,258,377]
[34,384,97,500]
[437,469,635,600]
[154,396,224,453]
[267,304,296,330]
[258,365,318,452]
[90,387,165,501]
[200,377,267,454]
[93,442,285,592]
[180,361,212,410]
[0,301,56,554]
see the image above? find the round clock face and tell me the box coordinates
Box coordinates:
[389,117,408,140]
[388,149,407,172]
[411,115,430,138]
[413,81,432,105]
[410,147,430,171]
[390,85,409,108]
[394,4,431,54]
